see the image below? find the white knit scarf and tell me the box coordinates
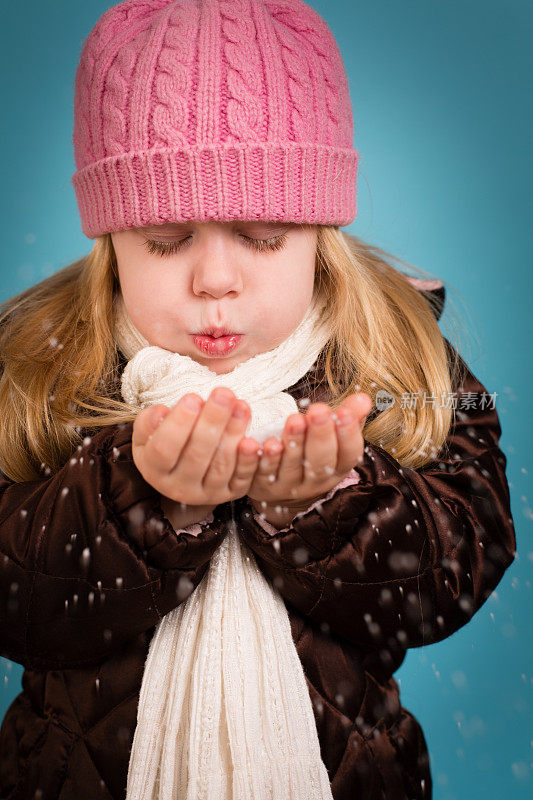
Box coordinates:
[114,291,335,800]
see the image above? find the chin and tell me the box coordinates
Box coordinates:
[197,357,242,375]
[211,362,239,375]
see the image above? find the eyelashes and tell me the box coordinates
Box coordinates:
[144,233,288,258]
[144,239,184,257]
[241,233,288,253]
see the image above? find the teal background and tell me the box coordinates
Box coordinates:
[1,1,531,797]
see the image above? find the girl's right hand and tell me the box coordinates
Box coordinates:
[131,387,262,506]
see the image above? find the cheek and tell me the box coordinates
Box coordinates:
[121,263,178,307]
[263,251,314,293]
[278,271,315,304]
[119,280,160,331]
[254,280,314,343]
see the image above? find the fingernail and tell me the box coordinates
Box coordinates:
[182,394,202,412]
[232,402,248,419]
[212,388,233,407]
[335,410,354,427]
[150,408,164,428]
[288,419,305,435]
[264,440,282,456]
[310,410,330,425]
[241,439,258,455]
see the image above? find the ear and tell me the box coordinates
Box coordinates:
[404,275,446,322]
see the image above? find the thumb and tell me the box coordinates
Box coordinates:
[133,405,169,450]
[133,405,171,451]
[351,392,373,425]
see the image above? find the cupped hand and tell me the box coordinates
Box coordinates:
[131,387,262,506]
[246,393,373,513]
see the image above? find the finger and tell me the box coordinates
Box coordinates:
[256,436,284,484]
[303,403,338,482]
[228,436,261,495]
[143,394,204,473]
[132,404,171,449]
[202,399,251,490]
[344,392,373,421]
[276,413,307,489]
[173,387,237,482]
[334,393,372,472]
[333,405,365,472]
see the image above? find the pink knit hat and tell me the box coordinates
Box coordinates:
[71,0,359,239]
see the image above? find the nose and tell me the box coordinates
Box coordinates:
[191,240,243,299]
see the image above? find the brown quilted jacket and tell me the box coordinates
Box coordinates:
[0,281,516,799]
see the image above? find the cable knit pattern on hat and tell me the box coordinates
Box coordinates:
[151,5,198,149]
[222,0,264,143]
[71,0,359,237]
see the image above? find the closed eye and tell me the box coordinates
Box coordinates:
[240,233,287,253]
[143,233,288,257]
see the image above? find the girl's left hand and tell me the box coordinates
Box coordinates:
[246,393,373,514]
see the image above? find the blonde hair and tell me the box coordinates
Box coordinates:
[0,226,466,482]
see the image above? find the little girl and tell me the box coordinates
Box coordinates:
[0,0,516,798]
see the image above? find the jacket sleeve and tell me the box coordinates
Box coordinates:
[0,421,229,670]
[233,338,517,651]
